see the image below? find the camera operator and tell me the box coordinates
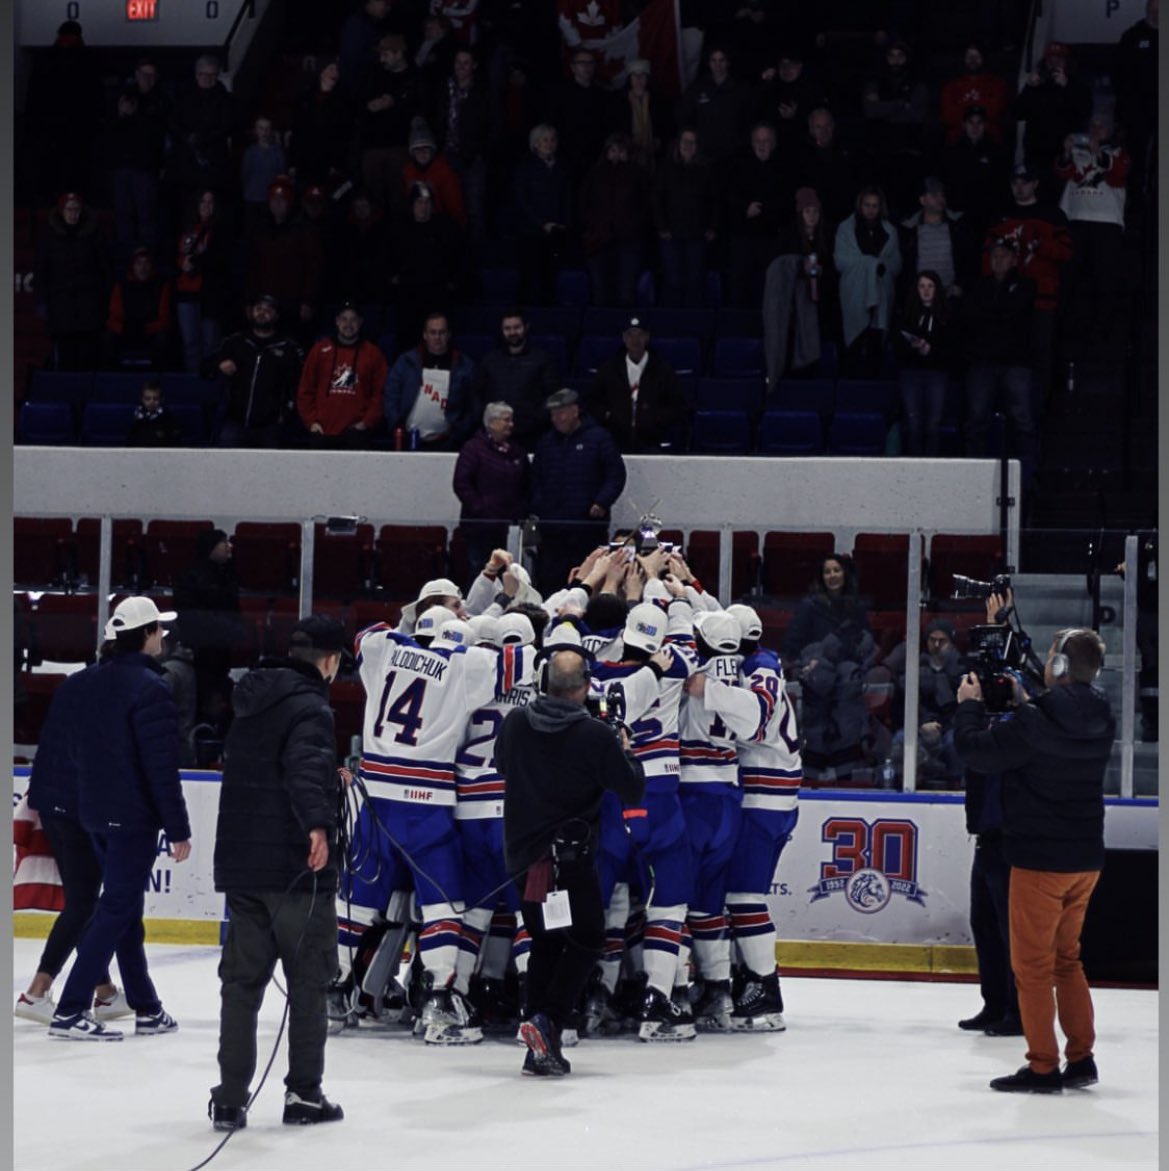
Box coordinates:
[954,621,1114,1094]
[496,645,646,1077]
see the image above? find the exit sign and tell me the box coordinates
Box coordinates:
[126,0,159,19]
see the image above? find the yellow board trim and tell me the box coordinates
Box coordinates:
[13,913,221,946]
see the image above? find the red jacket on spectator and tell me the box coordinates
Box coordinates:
[106,252,171,339]
[297,336,387,435]
[939,71,1010,143]
[402,152,467,228]
[984,205,1073,312]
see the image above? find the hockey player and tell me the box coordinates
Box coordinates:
[345,605,532,1045]
[677,609,744,1030]
[691,603,800,1031]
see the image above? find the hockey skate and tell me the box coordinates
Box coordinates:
[637,986,697,1042]
[326,979,360,1033]
[419,987,483,1046]
[519,1012,571,1076]
[731,970,786,1032]
[693,980,734,1031]
[581,973,621,1038]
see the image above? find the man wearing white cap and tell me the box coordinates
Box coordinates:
[396,576,467,634]
[48,596,192,1041]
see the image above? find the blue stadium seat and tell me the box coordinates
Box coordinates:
[478,266,521,304]
[26,369,93,405]
[160,373,223,407]
[635,269,656,306]
[555,269,590,306]
[654,337,703,377]
[452,304,501,334]
[646,308,714,349]
[689,410,752,454]
[455,333,496,363]
[712,337,766,379]
[702,270,722,308]
[80,402,132,446]
[815,340,839,379]
[834,379,899,420]
[827,411,888,455]
[770,378,835,422]
[528,333,570,376]
[167,403,208,445]
[524,305,582,340]
[91,371,145,403]
[580,307,634,337]
[714,308,763,338]
[695,377,764,413]
[574,334,620,375]
[19,401,75,445]
[757,410,823,455]
[376,330,399,363]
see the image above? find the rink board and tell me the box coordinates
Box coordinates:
[12,770,1158,973]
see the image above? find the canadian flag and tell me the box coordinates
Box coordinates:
[557,0,683,97]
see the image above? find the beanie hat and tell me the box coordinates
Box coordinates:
[794,186,821,214]
[408,117,437,152]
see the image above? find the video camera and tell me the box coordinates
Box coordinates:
[585,682,628,734]
[966,624,1023,714]
[951,572,1012,602]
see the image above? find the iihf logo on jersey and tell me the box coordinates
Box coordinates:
[806,817,927,913]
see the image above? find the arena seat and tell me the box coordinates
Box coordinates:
[527,333,570,375]
[13,517,74,589]
[232,522,302,594]
[926,534,1005,605]
[574,334,621,376]
[834,379,900,421]
[142,519,217,588]
[760,531,836,601]
[329,677,367,763]
[851,532,925,611]
[14,671,68,746]
[554,268,590,307]
[25,370,93,405]
[374,524,450,601]
[79,403,132,446]
[685,530,759,599]
[91,371,145,403]
[688,410,752,454]
[769,378,835,423]
[653,337,703,377]
[826,411,887,455]
[756,410,823,456]
[711,337,766,379]
[74,518,145,590]
[312,521,375,603]
[19,401,75,445]
[28,594,99,665]
[694,378,764,415]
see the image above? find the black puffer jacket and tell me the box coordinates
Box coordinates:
[214,657,340,894]
[36,206,110,335]
[953,683,1115,872]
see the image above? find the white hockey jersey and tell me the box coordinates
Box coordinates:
[678,651,741,786]
[355,624,532,806]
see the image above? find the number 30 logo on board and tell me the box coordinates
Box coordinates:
[807,818,928,911]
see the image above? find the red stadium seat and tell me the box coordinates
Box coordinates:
[926,534,1005,605]
[14,672,68,746]
[761,531,836,601]
[374,525,449,602]
[851,533,925,611]
[142,519,217,589]
[14,517,73,589]
[28,595,99,665]
[684,530,759,599]
[312,522,375,603]
[74,518,145,590]
[232,522,302,595]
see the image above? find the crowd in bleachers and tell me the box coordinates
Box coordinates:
[14,1,1158,465]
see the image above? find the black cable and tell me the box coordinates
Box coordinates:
[183,868,320,1171]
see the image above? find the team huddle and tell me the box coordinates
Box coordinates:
[330,541,802,1046]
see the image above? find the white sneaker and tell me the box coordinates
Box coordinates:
[14,993,57,1024]
[93,988,134,1021]
[48,1010,124,1041]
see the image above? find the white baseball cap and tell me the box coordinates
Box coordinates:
[434,618,473,649]
[623,603,665,654]
[414,605,454,641]
[497,612,536,647]
[104,595,177,640]
[693,610,741,654]
[401,578,464,628]
[467,614,501,645]
[726,603,762,641]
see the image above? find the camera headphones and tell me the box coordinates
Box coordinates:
[1050,628,1101,680]
[534,642,595,694]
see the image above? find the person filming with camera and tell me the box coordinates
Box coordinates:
[496,640,646,1077]
[954,618,1114,1095]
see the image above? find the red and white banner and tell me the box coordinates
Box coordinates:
[557,0,683,96]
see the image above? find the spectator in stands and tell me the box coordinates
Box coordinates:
[963,238,1037,460]
[102,246,172,372]
[245,176,325,344]
[414,13,458,120]
[653,128,718,308]
[402,117,467,228]
[339,0,390,98]
[167,55,235,206]
[473,308,559,448]
[897,176,977,300]
[333,189,392,305]
[174,530,246,736]
[174,189,230,375]
[240,116,290,236]
[884,617,967,786]
[289,59,353,191]
[757,44,828,157]
[675,45,754,164]
[512,125,572,307]
[578,132,651,308]
[893,270,957,457]
[610,59,671,173]
[1112,0,1158,224]
[359,34,422,220]
[782,552,877,781]
[127,375,182,447]
[24,19,103,201]
[722,122,792,308]
[159,633,199,767]
[861,39,930,210]
[985,163,1073,406]
[589,314,688,454]
[208,294,304,449]
[834,185,902,378]
[1013,42,1092,202]
[384,311,475,450]
[938,106,1011,238]
[389,182,465,349]
[530,388,627,596]
[437,48,492,249]
[1055,113,1131,347]
[938,41,1010,145]
[547,48,611,185]
[452,401,533,584]
[103,77,164,263]
[297,303,386,448]
[36,192,110,372]
[795,107,862,229]
[763,187,838,389]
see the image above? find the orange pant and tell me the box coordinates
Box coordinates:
[1008,866,1099,1073]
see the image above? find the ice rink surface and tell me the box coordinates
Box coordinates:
[11,938,1159,1171]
